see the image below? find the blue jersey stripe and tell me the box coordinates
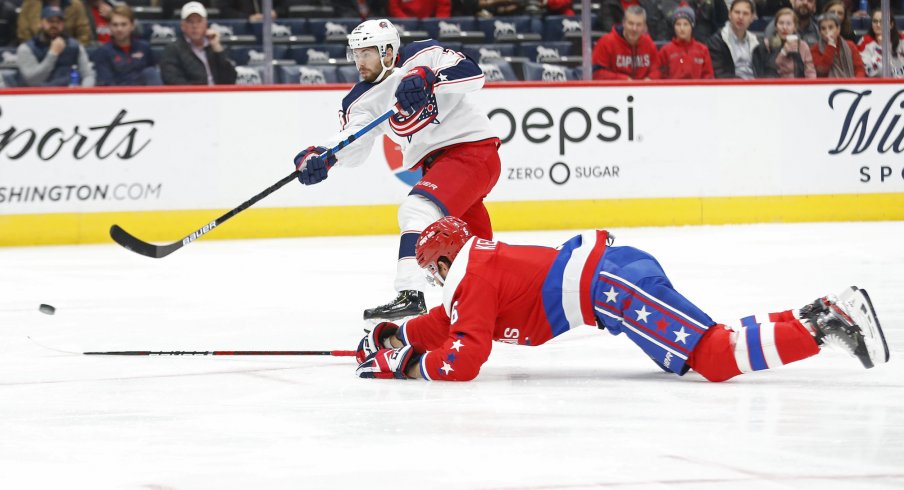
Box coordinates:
[541,234,584,337]
[742,315,769,371]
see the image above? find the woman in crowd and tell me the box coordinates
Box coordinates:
[753,7,817,77]
[858,9,904,77]
[810,12,865,77]
[821,0,856,42]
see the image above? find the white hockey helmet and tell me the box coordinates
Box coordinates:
[346,19,400,83]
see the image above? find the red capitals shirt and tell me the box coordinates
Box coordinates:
[658,37,714,79]
[592,27,661,80]
[388,0,450,18]
[399,232,609,381]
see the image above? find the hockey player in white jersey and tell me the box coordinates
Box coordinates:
[292,19,502,321]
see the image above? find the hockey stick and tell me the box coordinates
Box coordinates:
[110,107,398,259]
[84,350,356,356]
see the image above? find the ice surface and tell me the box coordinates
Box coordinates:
[1,222,902,489]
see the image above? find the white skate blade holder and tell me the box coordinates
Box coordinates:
[839,287,891,368]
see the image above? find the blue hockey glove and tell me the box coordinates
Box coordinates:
[395,66,436,114]
[356,345,417,379]
[293,146,336,185]
[355,321,402,363]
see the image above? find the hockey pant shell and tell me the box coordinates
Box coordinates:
[688,311,820,382]
[394,139,502,292]
[593,245,716,375]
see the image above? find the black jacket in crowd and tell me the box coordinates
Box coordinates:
[160,37,237,85]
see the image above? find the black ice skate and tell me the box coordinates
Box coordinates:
[799,286,890,369]
[363,290,427,322]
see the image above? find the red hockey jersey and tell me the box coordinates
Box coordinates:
[400,231,610,381]
[591,27,661,80]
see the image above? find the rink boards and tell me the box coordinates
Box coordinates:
[1,80,903,246]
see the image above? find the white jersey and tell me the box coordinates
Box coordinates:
[323,40,498,169]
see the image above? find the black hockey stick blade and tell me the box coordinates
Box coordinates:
[110,224,182,259]
[83,350,357,356]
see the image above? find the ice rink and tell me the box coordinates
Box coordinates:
[1,221,902,489]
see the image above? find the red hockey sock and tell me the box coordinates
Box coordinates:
[689,316,820,382]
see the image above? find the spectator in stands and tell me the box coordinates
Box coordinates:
[18,0,92,45]
[17,6,95,86]
[766,0,819,44]
[160,2,236,85]
[212,0,285,22]
[93,5,161,85]
[810,12,865,76]
[592,5,662,79]
[659,3,715,78]
[707,0,759,78]
[858,9,904,77]
[86,0,112,44]
[821,0,855,41]
[600,0,669,41]
[388,0,451,18]
[754,7,817,77]
[661,0,719,41]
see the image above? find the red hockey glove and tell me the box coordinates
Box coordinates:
[355,321,402,363]
[394,66,436,114]
[293,145,337,185]
[355,345,417,379]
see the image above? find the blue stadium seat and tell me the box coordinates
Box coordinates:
[542,16,590,41]
[477,16,539,42]
[337,64,361,83]
[422,17,480,40]
[517,41,573,62]
[0,46,18,67]
[209,19,251,36]
[284,44,346,64]
[0,67,18,87]
[388,18,422,32]
[460,43,516,62]
[250,19,310,42]
[521,61,577,81]
[229,45,289,65]
[140,20,181,44]
[235,65,264,85]
[308,18,360,42]
[478,59,518,82]
[277,64,338,84]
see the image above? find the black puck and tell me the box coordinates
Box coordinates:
[39,304,56,315]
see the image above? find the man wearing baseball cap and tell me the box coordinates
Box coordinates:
[16,5,96,86]
[160,1,236,85]
[16,0,92,45]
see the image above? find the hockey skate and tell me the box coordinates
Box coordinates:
[799,286,890,369]
[363,290,427,322]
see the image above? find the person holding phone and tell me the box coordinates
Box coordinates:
[160,1,236,85]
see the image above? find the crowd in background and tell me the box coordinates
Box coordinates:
[0,0,901,87]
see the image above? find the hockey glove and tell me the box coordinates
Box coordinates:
[395,66,436,114]
[355,345,417,379]
[355,321,402,363]
[293,146,337,185]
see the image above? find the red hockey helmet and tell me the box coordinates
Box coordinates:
[415,216,472,285]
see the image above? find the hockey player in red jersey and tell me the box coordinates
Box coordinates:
[355,217,890,381]
[291,19,501,323]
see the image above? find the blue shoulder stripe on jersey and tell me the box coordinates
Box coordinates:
[397,39,443,66]
[341,80,377,113]
[541,234,585,337]
[436,56,482,82]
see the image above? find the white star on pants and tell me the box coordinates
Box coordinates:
[635,305,651,323]
[604,286,619,303]
[451,339,464,351]
[673,326,690,344]
[440,362,454,375]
